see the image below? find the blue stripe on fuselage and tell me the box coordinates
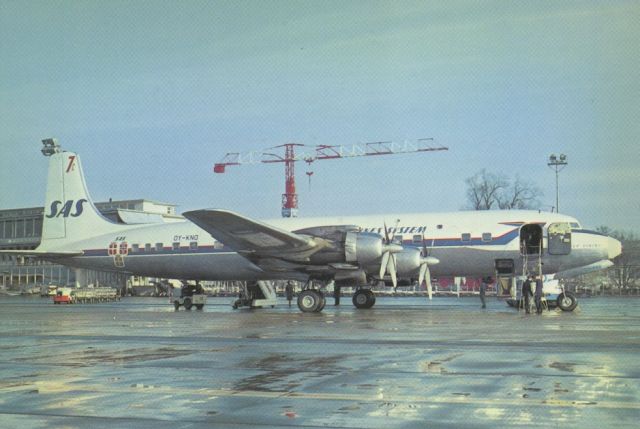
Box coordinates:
[403,227,519,247]
[81,228,522,256]
[572,229,608,237]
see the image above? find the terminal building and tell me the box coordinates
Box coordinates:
[0,199,182,292]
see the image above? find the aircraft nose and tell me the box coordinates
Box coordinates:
[607,236,622,260]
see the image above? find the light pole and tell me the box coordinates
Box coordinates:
[547,153,568,213]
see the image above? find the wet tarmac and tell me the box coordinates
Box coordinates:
[0,295,638,428]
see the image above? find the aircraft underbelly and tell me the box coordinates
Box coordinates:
[428,247,516,277]
[66,253,264,281]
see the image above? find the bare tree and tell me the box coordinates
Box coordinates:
[465,170,542,210]
[465,169,508,210]
[498,176,543,209]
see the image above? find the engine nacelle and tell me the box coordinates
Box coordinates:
[344,232,384,264]
[334,269,368,286]
[394,248,423,277]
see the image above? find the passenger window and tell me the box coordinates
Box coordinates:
[461,233,471,242]
[172,242,180,251]
[155,242,163,251]
[190,241,198,250]
[131,244,139,253]
[393,235,403,244]
[482,232,492,242]
[145,243,151,252]
[412,234,423,244]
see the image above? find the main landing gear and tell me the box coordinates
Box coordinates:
[297,289,327,313]
[352,288,376,309]
[295,286,378,313]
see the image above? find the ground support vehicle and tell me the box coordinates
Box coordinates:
[173,294,206,310]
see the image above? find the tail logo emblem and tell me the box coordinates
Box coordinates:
[66,155,76,173]
[46,199,88,218]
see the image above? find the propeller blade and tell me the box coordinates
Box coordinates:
[389,254,397,288]
[383,221,390,244]
[425,264,433,300]
[379,251,390,278]
[418,263,428,286]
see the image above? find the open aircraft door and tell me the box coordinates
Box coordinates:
[520,223,544,255]
[548,222,572,255]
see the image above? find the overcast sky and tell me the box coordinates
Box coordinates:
[1,1,638,232]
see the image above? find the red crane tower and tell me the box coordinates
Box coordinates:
[213,138,448,217]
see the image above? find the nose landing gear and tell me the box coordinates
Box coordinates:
[557,291,578,311]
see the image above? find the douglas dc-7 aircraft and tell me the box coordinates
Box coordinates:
[2,139,622,313]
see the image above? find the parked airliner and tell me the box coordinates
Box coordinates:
[1,139,622,312]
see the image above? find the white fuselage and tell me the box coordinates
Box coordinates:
[54,210,617,282]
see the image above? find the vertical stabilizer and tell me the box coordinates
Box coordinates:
[39,138,126,250]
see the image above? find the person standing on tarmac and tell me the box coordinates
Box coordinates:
[195,281,204,295]
[534,276,544,314]
[285,281,294,307]
[522,276,533,314]
[479,277,488,308]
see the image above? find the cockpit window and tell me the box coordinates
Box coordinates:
[570,222,581,229]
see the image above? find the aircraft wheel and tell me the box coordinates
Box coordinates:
[183,297,193,310]
[298,289,322,313]
[317,291,327,312]
[195,304,204,310]
[366,290,376,308]
[353,289,375,309]
[557,292,578,311]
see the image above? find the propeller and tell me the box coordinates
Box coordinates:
[418,235,439,300]
[379,221,402,289]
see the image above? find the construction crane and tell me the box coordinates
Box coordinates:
[213,138,448,217]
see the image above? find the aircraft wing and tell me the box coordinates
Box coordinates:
[183,209,328,262]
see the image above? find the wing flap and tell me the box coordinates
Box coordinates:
[183,209,325,261]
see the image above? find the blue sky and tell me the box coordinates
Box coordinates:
[1,1,638,232]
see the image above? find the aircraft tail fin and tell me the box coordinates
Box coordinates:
[39,138,126,250]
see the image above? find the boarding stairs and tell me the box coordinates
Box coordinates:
[519,242,545,312]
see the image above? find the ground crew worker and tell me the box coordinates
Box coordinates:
[195,281,204,295]
[522,276,533,314]
[479,277,488,308]
[181,281,195,297]
[285,281,294,307]
[535,276,544,314]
